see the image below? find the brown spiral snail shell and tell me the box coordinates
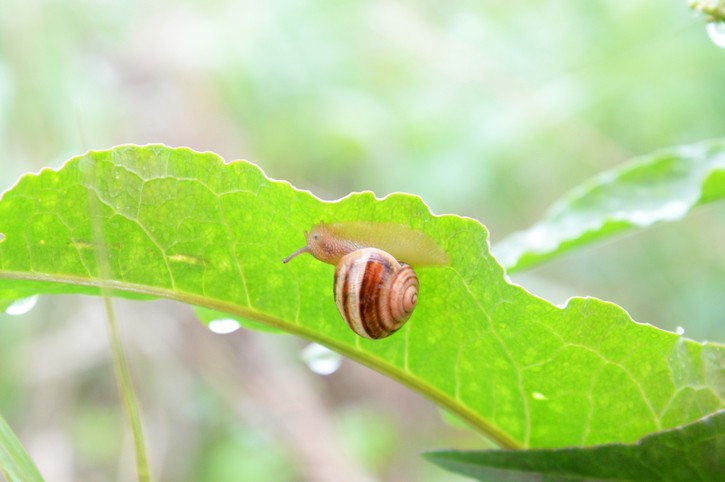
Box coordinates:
[283,221,445,339]
[334,248,418,339]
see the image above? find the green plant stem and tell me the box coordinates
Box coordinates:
[690,0,725,22]
[102,296,151,482]
[85,156,152,482]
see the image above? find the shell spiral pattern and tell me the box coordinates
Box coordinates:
[334,247,419,339]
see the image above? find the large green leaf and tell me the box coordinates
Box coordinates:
[424,410,725,482]
[1,145,724,453]
[494,139,725,273]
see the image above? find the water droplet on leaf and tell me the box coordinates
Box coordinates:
[532,391,547,400]
[5,296,39,316]
[706,22,725,48]
[300,343,342,375]
[208,318,241,334]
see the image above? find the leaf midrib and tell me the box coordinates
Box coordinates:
[0,269,522,450]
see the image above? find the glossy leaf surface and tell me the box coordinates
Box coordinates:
[1,145,724,453]
[494,139,725,272]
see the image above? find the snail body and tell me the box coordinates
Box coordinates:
[282,221,449,267]
[284,221,445,339]
[282,221,364,266]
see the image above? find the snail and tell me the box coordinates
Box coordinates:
[283,221,447,339]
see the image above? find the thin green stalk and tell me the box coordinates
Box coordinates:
[84,155,151,482]
[102,296,151,482]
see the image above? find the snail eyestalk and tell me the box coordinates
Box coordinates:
[283,245,309,263]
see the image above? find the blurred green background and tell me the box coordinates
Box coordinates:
[1,1,724,481]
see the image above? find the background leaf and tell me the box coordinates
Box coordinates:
[0,411,43,482]
[493,139,725,273]
[424,410,725,482]
[1,145,724,452]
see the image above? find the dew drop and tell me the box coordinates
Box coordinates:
[532,391,547,401]
[0,232,5,243]
[706,22,725,48]
[675,326,685,335]
[208,318,241,334]
[5,296,39,316]
[300,343,342,376]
